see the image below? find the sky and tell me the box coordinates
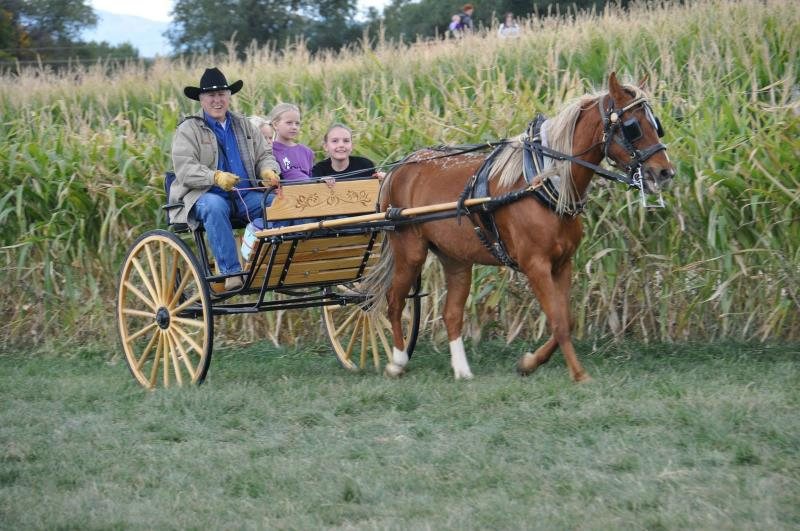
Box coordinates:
[88,0,392,22]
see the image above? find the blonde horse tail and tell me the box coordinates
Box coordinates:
[359,233,395,313]
[359,171,396,312]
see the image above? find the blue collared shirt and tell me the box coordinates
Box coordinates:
[204,111,249,194]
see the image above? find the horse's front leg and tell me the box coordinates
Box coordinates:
[518,260,590,382]
[441,259,474,380]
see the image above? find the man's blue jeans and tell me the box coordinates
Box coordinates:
[192,190,264,275]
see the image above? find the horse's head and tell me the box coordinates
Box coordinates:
[602,72,675,195]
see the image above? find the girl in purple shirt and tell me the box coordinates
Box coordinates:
[267,103,314,183]
[264,103,314,227]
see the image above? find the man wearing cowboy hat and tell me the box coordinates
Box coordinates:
[171,67,280,291]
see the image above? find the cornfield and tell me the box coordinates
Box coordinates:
[0,0,797,351]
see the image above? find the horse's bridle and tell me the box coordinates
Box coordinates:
[599,94,667,173]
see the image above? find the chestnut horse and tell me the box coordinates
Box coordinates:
[367,73,675,381]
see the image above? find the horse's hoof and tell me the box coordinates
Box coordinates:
[453,371,473,380]
[574,373,593,384]
[516,353,539,377]
[384,363,405,378]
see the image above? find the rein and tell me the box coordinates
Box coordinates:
[318,142,509,182]
[525,140,635,187]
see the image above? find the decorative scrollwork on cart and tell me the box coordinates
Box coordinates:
[294,189,374,212]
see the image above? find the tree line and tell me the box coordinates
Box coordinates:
[0,0,136,66]
[2,0,618,68]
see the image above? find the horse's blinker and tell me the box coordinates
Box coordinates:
[622,117,643,143]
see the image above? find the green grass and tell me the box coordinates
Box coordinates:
[1,341,798,528]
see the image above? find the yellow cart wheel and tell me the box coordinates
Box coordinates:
[322,280,421,372]
[117,230,213,389]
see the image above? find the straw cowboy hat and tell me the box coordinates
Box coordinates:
[183,67,243,100]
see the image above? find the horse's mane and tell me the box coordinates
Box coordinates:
[489,85,643,215]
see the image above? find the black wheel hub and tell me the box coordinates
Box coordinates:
[155,307,171,329]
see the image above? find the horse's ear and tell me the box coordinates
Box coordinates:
[608,71,623,99]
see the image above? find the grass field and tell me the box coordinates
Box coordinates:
[1,340,798,528]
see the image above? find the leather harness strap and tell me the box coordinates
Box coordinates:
[458,116,552,270]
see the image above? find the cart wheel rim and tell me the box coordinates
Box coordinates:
[117,231,213,389]
[323,294,420,372]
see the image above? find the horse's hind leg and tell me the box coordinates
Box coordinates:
[517,335,558,375]
[440,258,474,380]
[518,261,590,382]
[384,232,427,378]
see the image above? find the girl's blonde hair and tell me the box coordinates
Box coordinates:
[267,102,301,125]
[323,122,353,143]
[248,115,270,129]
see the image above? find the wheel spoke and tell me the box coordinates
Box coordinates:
[169,327,200,362]
[145,243,163,304]
[127,321,158,343]
[165,331,184,386]
[334,308,361,337]
[344,314,360,363]
[148,333,163,388]
[167,270,192,309]
[172,293,202,316]
[168,329,197,381]
[160,242,168,305]
[172,316,206,328]
[122,308,156,319]
[162,331,170,388]
[368,316,380,369]
[132,257,160,306]
[360,315,368,368]
[375,319,392,362]
[123,281,158,312]
[134,330,160,371]
[172,322,205,357]
[165,248,178,303]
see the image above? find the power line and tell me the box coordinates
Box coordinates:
[0,44,141,52]
[0,56,147,65]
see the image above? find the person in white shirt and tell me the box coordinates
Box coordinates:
[498,12,521,38]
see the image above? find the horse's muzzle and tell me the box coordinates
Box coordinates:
[643,165,675,194]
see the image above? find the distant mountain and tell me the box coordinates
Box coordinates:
[82,10,171,58]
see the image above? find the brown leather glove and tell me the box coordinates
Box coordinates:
[213,170,239,191]
[259,168,280,188]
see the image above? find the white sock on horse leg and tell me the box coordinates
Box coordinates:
[450,337,473,380]
[392,347,408,367]
[384,347,408,378]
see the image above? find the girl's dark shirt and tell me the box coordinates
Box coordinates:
[311,156,376,179]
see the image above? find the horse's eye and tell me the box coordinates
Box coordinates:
[622,118,642,143]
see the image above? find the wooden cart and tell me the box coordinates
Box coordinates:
[116,178,424,389]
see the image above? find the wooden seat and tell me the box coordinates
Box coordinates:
[248,232,382,289]
[244,179,384,290]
